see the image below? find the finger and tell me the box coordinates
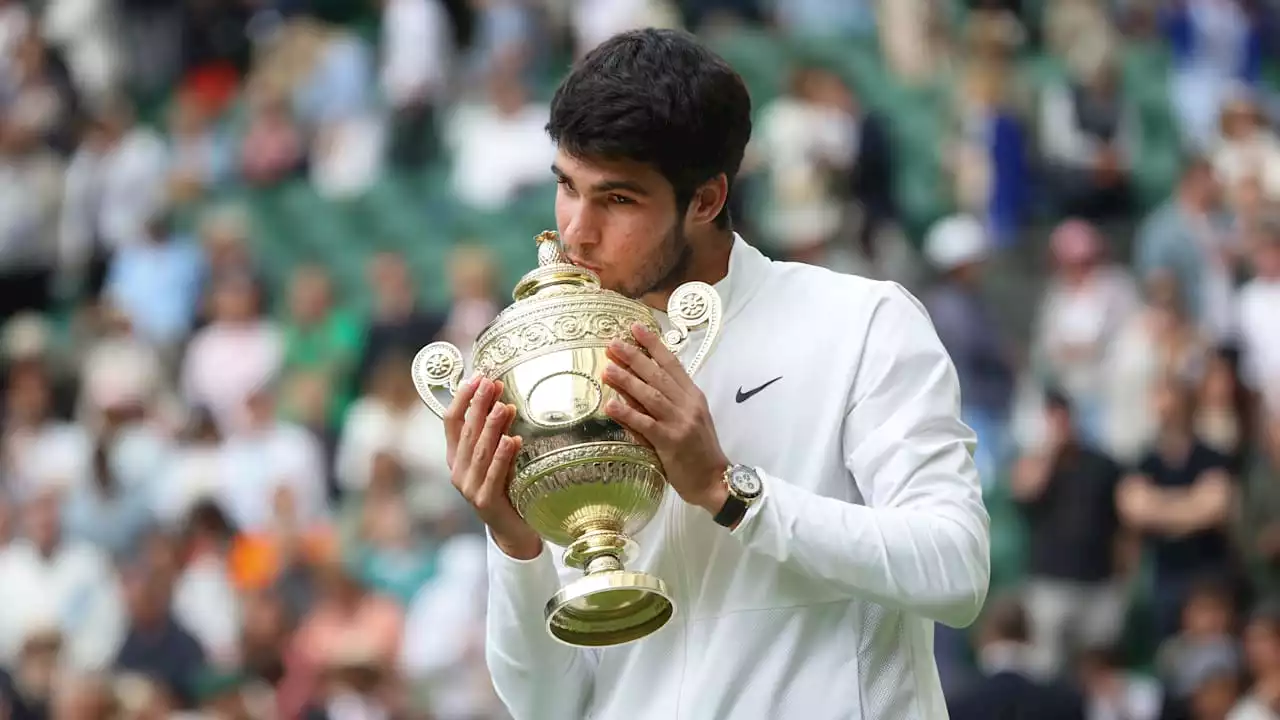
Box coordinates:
[455,379,498,476]
[606,336,682,401]
[604,397,661,441]
[443,375,483,445]
[465,402,511,496]
[630,323,693,390]
[478,435,520,510]
[602,362,675,419]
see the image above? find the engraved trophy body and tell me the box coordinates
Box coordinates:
[412,231,722,648]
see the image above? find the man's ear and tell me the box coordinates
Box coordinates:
[686,174,729,227]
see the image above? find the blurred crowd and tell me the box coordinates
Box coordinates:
[1,0,1280,718]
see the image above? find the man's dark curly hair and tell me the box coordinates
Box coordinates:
[547,29,753,230]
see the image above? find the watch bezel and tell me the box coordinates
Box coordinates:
[726,464,762,500]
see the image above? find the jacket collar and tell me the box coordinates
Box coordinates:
[650,234,770,327]
[712,233,770,325]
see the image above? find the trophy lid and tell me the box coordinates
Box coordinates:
[512,231,601,301]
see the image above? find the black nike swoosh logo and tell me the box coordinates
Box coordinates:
[736,376,783,404]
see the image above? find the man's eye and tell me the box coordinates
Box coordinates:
[556,177,578,195]
[608,194,633,205]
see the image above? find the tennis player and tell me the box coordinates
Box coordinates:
[442,28,991,720]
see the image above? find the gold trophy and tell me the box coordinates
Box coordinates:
[412,231,721,647]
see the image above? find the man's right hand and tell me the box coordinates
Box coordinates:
[445,376,543,560]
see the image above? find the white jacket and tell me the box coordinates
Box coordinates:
[485,236,991,720]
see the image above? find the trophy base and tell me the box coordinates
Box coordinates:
[545,570,674,647]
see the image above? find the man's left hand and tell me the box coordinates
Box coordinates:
[602,322,730,515]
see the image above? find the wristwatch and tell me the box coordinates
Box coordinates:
[713,464,763,528]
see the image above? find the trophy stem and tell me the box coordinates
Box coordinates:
[563,528,632,574]
[585,555,623,574]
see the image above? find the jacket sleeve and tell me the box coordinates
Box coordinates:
[485,536,597,719]
[730,284,991,628]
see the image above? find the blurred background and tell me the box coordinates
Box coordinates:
[0,0,1278,717]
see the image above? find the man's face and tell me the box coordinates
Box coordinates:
[553,151,692,299]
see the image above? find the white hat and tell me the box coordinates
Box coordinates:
[924,214,989,272]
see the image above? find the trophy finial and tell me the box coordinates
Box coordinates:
[536,231,567,267]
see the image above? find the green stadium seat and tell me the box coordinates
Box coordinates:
[705,28,792,108]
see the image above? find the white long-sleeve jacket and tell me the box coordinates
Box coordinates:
[485,236,991,720]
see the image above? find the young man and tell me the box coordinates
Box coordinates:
[442,29,990,719]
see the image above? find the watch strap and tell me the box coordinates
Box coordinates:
[713,492,749,528]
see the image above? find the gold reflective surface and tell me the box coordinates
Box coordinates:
[412,231,721,647]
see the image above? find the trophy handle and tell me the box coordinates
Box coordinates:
[411,342,466,419]
[661,281,722,378]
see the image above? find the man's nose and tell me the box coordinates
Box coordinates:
[560,206,602,256]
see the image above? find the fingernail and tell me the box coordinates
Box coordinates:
[489,403,504,418]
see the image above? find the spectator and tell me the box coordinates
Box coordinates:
[1118,375,1238,642]
[0,488,125,672]
[58,97,170,298]
[570,0,682,58]
[1164,0,1264,151]
[280,265,364,430]
[1135,157,1237,342]
[379,0,452,170]
[400,533,499,720]
[923,214,1016,489]
[1231,602,1280,718]
[347,481,435,606]
[100,206,204,354]
[948,59,1028,248]
[1194,346,1254,474]
[112,561,207,709]
[1075,645,1164,720]
[1238,409,1280,598]
[1211,91,1280,202]
[1236,219,1280,409]
[0,627,62,720]
[438,244,501,365]
[237,588,309,719]
[1102,271,1207,464]
[947,594,1087,720]
[181,272,283,435]
[76,303,171,433]
[171,501,241,670]
[748,65,857,263]
[219,383,328,535]
[195,203,258,302]
[292,558,404,714]
[1012,389,1129,677]
[153,408,225,528]
[445,62,555,211]
[238,80,307,188]
[1156,579,1243,717]
[0,110,64,324]
[1033,219,1140,442]
[165,90,234,203]
[39,0,126,105]
[355,252,444,392]
[62,425,156,559]
[336,352,450,507]
[1039,46,1138,222]
[1,361,92,499]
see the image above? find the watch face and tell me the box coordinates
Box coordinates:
[729,466,762,498]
